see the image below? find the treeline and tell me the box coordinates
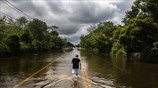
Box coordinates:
[80,0,158,61]
[0,16,67,56]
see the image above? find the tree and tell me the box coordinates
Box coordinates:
[0,16,67,56]
[65,42,74,47]
[28,19,47,41]
[49,25,59,31]
[16,17,28,29]
[141,0,158,22]
[120,0,158,59]
[80,21,115,53]
[6,34,20,53]
[21,30,32,44]
[122,0,141,25]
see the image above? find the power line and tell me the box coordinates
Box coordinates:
[5,0,32,19]
[2,0,32,19]
[0,11,17,20]
[2,0,25,18]
[0,11,16,25]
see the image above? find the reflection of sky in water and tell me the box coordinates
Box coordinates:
[0,49,158,88]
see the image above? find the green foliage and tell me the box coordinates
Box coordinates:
[121,0,158,59]
[64,42,75,47]
[16,17,28,28]
[5,34,20,53]
[151,42,158,56]
[80,0,158,61]
[0,16,67,56]
[80,21,115,53]
[50,30,59,36]
[28,19,48,41]
[142,0,158,22]
[111,41,125,56]
[21,30,33,44]
[51,36,65,49]
[0,41,10,56]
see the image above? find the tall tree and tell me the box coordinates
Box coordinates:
[120,0,158,58]
[16,17,28,29]
[28,19,47,41]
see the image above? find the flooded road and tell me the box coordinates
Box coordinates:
[0,49,158,88]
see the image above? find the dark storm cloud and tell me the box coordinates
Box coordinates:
[115,0,133,12]
[47,1,68,14]
[110,0,133,24]
[68,2,115,23]
[7,0,48,19]
[60,27,88,44]
[2,0,133,44]
[59,23,81,35]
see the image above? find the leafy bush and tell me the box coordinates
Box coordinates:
[0,42,10,56]
[5,34,20,53]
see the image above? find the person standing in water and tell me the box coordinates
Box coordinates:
[72,55,81,77]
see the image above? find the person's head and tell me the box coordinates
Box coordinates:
[75,55,78,58]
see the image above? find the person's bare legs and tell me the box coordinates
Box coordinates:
[76,73,78,76]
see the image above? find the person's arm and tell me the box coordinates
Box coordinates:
[79,59,81,69]
[72,59,73,64]
[79,62,81,69]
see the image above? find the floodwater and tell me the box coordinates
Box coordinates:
[0,48,158,88]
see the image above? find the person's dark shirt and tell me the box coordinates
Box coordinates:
[72,58,80,69]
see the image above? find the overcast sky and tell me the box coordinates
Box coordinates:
[1,0,133,44]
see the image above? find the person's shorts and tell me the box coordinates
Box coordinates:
[72,68,79,74]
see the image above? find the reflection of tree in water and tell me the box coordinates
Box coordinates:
[72,78,81,88]
[73,80,78,87]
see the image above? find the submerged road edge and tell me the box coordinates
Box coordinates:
[13,63,52,88]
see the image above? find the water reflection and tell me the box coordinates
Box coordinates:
[80,50,158,88]
[0,49,158,88]
[0,51,64,88]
